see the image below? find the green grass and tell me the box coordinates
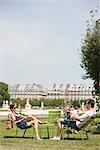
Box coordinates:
[0,121,100,150]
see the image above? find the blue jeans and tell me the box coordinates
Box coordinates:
[61,119,79,130]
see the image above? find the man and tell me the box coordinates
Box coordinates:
[52,99,96,140]
[10,104,43,140]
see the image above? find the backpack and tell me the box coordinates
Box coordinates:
[6,114,14,130]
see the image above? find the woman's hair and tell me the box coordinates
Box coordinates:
[10,104,17,110]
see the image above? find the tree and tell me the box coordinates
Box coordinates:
[71,100,81,108]
[0,82,10,107]
[80,11,100,96]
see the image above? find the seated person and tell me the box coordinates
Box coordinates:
[10,104,45,140]
[61,103,80,121]
[57,102,71,124]
[63,102,70,119]
[52,99,96,140]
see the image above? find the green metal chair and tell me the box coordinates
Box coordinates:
[6,113,34,138]
[61,117,95,140]
[40,110,61,139]
[48,110,61,123]
[15,124,34,138]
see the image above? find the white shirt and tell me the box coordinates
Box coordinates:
[76,109,96,129]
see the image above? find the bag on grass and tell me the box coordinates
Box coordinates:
[6,114,14,130]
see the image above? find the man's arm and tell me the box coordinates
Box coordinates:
[71,114,82,121]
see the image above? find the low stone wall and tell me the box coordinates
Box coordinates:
[0,111,9,120]
[0,109,63,120]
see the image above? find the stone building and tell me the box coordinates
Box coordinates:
[9,84,47,100]
[9,83,94,100]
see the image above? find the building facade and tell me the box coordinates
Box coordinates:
[9,84,47,100]
[9,83,94,100]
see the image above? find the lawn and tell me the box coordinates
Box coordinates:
[0,121,100,150]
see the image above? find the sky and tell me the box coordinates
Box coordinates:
[0,0,100,87]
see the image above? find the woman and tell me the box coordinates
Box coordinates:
[10,104,44,140]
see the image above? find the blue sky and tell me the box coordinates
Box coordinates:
[0,0,99,87]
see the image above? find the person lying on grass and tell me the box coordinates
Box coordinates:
[52,99,96,140]
[9,104,47,140]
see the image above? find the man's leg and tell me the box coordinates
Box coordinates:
[52,119,73,140]
[56,120,62,137]
[51,119,63,140]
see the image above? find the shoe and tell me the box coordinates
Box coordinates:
[51,136,60,140]
[40,121,48,124]
[43,121,48,124]
[36,137,42,140]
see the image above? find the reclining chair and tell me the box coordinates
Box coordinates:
[61,117,95,140]
[5,113,34,138]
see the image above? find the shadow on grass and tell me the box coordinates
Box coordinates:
[3,136,88,140]
[63,137,89,140]
[4,136,34,139]
[3,136,51,140]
